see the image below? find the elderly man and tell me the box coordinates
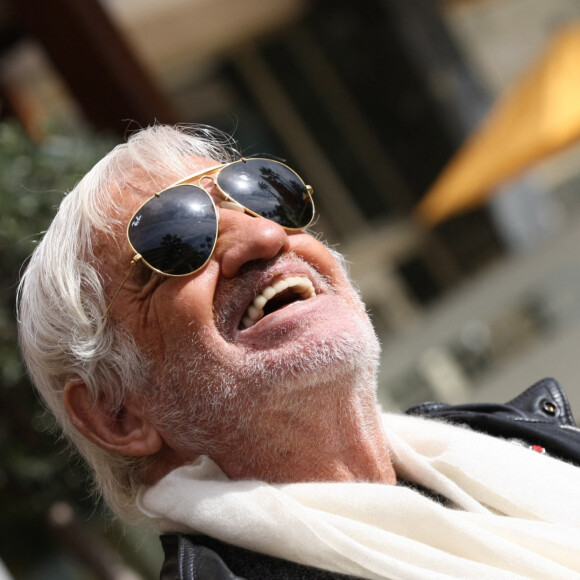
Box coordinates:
[18,124,580,579]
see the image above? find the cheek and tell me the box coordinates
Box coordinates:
[292,235,337,272]
[164,261,218,314]
[156,270,220,343]
[294,236,358,296]
[159,295,206,338]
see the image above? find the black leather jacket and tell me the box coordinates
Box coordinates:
[159,378,580,580]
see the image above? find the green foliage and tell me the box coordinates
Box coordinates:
[0,121,115,575]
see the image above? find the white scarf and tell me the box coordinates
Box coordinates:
[138,414,580,579]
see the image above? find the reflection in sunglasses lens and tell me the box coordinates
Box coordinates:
[217,159,313,229]
[128,185,218,275]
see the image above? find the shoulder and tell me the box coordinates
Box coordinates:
[404,377,580,465]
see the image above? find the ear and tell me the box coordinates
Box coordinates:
[63,379,163,457]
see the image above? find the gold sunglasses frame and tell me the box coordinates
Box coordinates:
[103,158,314,317]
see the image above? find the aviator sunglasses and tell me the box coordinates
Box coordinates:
[104,158,315,316]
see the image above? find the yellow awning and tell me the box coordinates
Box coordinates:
[415,23,580,225]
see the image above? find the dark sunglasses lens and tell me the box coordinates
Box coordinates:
[128,185,217,275]
[216,159,313,229]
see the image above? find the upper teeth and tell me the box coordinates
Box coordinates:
[242,276,315,329]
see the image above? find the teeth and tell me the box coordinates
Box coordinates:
[272,279,289,293]
[247,305,263,321]
[241,275,315,329]
[263,286,276,300]
[253,295,267,310]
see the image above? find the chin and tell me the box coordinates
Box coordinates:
[157,308,380,454]
[237,308,381,392]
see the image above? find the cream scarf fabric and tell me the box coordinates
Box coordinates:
[138,414,580,579]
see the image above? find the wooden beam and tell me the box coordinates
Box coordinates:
[13,0,179,135]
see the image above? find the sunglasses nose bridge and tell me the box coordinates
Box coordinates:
[199,174,235,209]
[199,174,215,189]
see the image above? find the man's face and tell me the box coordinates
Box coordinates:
[104,158,380,462]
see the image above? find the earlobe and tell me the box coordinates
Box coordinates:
[63,379,163,457]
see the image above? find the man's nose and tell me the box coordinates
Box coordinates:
[216,207,291,278]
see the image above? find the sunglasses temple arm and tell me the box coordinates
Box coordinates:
[298,187,314,225]
[102,256,141,319]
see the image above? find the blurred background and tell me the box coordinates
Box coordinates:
[2,0,580,577]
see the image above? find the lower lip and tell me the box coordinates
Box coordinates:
[234,294,326,342]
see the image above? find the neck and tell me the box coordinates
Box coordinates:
[212,378,397,485]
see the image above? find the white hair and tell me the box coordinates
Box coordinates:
[17,124,237,521]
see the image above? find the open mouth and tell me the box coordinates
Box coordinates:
[241,275,315,329]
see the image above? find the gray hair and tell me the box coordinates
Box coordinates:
[17,124,237,521]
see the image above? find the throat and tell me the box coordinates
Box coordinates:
[214,388,397,485]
